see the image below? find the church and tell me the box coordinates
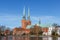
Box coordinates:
[13,7,49,36]
[13,7,31,35]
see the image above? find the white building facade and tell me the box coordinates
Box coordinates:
[48,27,55,36]
[57,27,60,35]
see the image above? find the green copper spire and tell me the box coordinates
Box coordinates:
[23,6,26,20]
[39,18,41,24]
[28,8,30,20]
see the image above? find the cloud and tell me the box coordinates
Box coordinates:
[31,16,60,25]
[0,15,22,28]
[31,16,55,20]
[0,15,60,28]
[0,16,20,20]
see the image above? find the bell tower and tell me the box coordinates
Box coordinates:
[22,7,26,20]
[27,8,31,25]
[22,7,27,29]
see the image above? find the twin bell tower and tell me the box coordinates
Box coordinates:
[21,7,31,29]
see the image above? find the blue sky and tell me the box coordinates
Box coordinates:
[0,0,60,28]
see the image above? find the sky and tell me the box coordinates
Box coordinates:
[0,0,60,28]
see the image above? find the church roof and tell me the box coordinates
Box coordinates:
[34,23,50,28]
[26,25,34,29]
[39,24,50,28]
[26,23,51,29]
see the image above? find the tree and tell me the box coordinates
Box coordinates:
[30,31,34,35]
[0,25,6,32]
[0,27,1,40]
[38,31,43,35]
[52,23,59,36]
[0,27,1,36]
[52,31,58,36]
[52,23,58,27]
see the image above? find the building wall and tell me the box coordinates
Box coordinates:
[48,27,53,36]
[57,27,60,35]
[22,20,27,29]
[27,20,31,25]
[42,27,48,35]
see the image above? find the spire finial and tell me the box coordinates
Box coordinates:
[39,18,41,24]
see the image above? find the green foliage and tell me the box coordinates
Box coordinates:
[52,23,58,27]
[30,31,35,35]
[52,31,58,36]
[22,33,26,35]
[38,31,43,35]
[10,31,13,35]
